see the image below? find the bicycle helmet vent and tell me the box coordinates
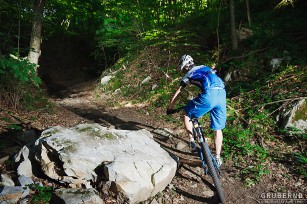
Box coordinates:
[179,54,194,70]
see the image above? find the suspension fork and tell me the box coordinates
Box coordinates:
[191,118,209,174]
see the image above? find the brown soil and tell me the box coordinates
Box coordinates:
[0,79,305,204]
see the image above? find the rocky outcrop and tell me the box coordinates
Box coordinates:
[277,99,307,132]
[14,124,177,203]
[0,175,33,204]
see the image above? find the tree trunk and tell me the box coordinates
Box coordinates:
[246,0,251,26]
[28,0,45,65]
[229,0,238,50]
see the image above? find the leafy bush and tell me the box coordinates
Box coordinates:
[0,56,50,110]
[0,56,41,85]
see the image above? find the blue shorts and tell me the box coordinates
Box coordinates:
[184,89,226,130]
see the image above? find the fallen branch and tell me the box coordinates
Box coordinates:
[231,75,298,101]
[220,47,270,64]
[236,96,307,111]
[261,97,307,107]
[267,100,292,117]
[10,114,43,131]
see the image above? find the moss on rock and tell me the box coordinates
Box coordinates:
[293,100,307,122]
[76,126,116,140]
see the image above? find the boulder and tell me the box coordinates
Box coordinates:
[236,27,253,41]
[0,174,15,187]
[100,75,113,85]
[100,70,118,86]
[50,188,104,204]
[15,124,177,203]
[0,186,29,204]
[277,99,307,132]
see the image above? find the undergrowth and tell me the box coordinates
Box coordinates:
[28,183,53,204]
[0,56,52,111]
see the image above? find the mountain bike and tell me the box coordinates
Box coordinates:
[167,108,226,204]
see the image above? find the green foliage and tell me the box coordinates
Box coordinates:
[112,79,123,91]
[141,29,200,50]
[0,56,52,111]
[221,61,306,184]
[0,56,41,86]
[46,0,105,35]
[28,183,53,204]
[277,129,307,178]
[95,17,135,53]
[294,151,307,177]
[0,0,33,56]
[7,124,23,131]
[222,105,273,185]
[93,0,218,66]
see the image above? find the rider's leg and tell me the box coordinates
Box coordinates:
[183,114,194,141]
[214,129,223,157]
[184,114,197,150]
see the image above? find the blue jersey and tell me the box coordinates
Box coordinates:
[181,65,225,93]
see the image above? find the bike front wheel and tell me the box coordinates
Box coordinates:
[200,141,226,204]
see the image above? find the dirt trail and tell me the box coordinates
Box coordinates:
[46,79,277,204]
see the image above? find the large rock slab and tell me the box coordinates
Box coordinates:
[15,124,177,203]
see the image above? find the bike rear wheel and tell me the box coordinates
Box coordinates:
[200,141,226,204]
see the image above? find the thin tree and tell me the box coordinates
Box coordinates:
[28,0,45,65]
[246,0,251,26]
[229,0,238,50]
[216,0,222,62]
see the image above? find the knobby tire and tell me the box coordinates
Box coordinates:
[200,141,226,204]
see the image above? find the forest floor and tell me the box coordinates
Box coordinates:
[0,78,305,204]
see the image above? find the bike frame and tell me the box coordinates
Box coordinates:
[167,108,226,203]
[191,117,221,175]
[191,117,226,203]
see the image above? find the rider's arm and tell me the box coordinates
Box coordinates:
[167,85,185,110]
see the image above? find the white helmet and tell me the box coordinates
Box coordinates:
[179,54,194,70]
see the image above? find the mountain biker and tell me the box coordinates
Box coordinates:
[167,54,226,166]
